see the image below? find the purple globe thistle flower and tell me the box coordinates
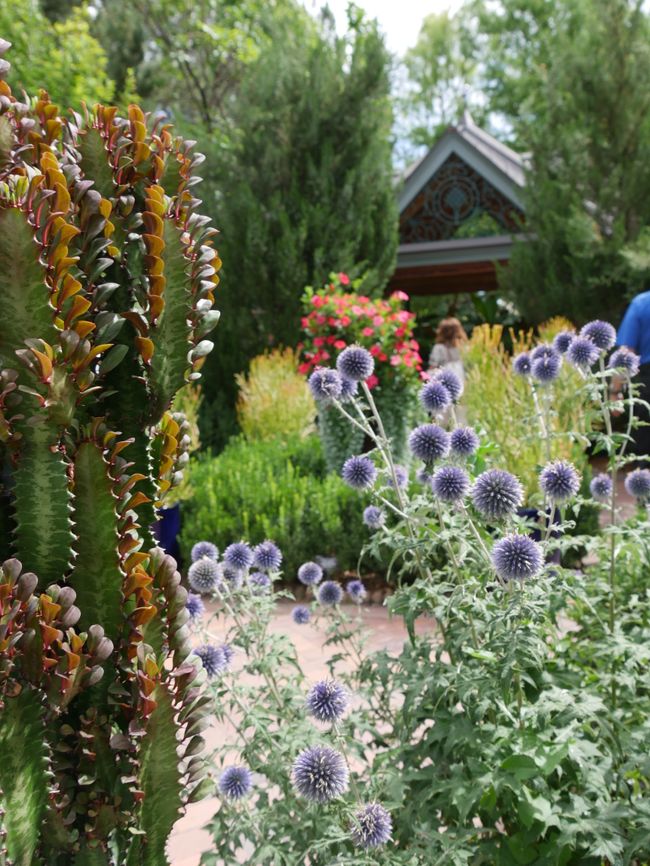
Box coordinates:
[248,571,271,594]
[512,352,532,377]
[306,679,349,723]
[580,320,616,351]
[218,766,253,801]
[339,375,359,402]
[191,540,219,563]
[291,745,349,803]
[433,367,463,402]
[220,643,235,666]
[415,467,432,485]
[567,336,600,369]
[624,468,650,502]
[450,426,480,458]
[317,580,343,606]
[342,455,377,490]
[346,579,367,602]
[253,540,282,572]
[531,351,562,384]
[298,561,323,586]
[539,460,581,503]
[186,593,205,623]
[431,465,470,503]
[223,541,254,571]
[363,505,386,529]
[337,345,375,382]
[219,563,244,592]
[309,366,343,401]
[419,380,451,413]
[408,424,450,463]
[531,343,556,363]
[386,465,408,489]
[590,473,613,503]
[472,469,523,520]
[609,347,641,377]
[492,534,543,581]
[292,604,311,624]
[351,803,393,850]
[188,558,221,594]
[194,644,227,677]
[553,331,575,354]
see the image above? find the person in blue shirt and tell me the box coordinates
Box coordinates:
[617,289,650,462]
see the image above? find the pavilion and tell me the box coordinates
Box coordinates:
[390,111,527,296]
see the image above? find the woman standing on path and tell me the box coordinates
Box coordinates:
[428,317,467,385]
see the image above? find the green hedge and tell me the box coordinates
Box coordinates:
[180,435,374,581]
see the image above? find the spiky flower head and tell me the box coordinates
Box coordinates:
[194,644,227,678]
[317,580,343,606]
[386,465,408,489]
[339,375,359,402]
[472,469,523,519]
[567,336,600,369]
[590,473,613,503]
[415,467,432,485]
[363,505,386,529]
[191,540,219,562]
[419,380,451,413]
[609,347,641,377]
[220,643,235,665]
[342,455,377,489]
[223,541,254,571]
[580,319,616,351]
[186,593,205,623]
[553,331,575,354]
[408,424,450,463]
[306,679,349,723]
[188,557,221,593]
[298,561,323,586]
[624,468,650,502]
[512,352,532,376]
[351,803,393,850]
[309,366,343,401]
[219,563,244,592]
[292,604,311,624]
[539,460,581,503]
[253,540,282,571]
[450,426,480,458]
[337,345,375,382]
[531,343,556,363]
[431,465,470,503]
[291,745,349,803]
[218,766,253,801]
[492,534,543,581]
[248,572,271,594]
[433,367,463,401]
[346,579,367,602]
[531,351,561,384]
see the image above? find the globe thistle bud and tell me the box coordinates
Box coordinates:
[218,563,244,592]
[292,604,311,624]
[492,534,543,581]
[346,579,367,602]
[339,375,359,402]
[552,331,575,354]
[512,352,532,376]
[309,367,343,401]
[291,745,349,803]
[191,540,218,562]
[609,348,640,377]
[351,803,393,850]
[624,468,650,502]
[188,557,221,594]
[408,424,450,463]
[336,345,375,382]
[248,572,271,594]
[342,455,377,489]
[431,465,470,503]
[385,465,408,489]
[450,426,480,458]
[472,469,523,519]
[415,467,432,485]
[297,561,323,586]
[186,593,205,623]
[580,319,616,351]
[194,644,227,677]
[218,766,253,801]
[220,643,235,665]
[363,505,386,529]
[306,679,348,723]
[223,542,254,571]
[253,540,282,571]
[532,351,561,384]
[567,337,600,369]
[539,460,581,503]
[433,367,463,402]
[317,580,343,606]
[590,473,613,503]
[419,380,451,413]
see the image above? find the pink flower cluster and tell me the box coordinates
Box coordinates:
[298,275,422,388]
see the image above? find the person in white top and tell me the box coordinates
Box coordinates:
[428,317,467,387]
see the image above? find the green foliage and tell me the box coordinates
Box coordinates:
[180,435,375,580]
[0,70,217,861]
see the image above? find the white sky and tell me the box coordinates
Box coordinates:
[299,0,463,56]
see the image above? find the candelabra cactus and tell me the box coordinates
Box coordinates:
[0,41,218,865]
